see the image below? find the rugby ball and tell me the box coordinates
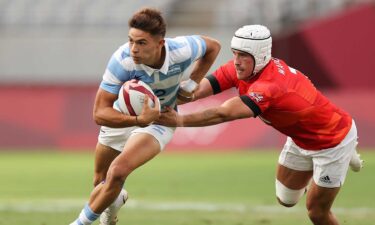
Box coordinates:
[117,79,159,116]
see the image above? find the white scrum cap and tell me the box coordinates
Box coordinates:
[231,25,272,74]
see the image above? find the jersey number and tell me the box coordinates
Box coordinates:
[154,89,166,101]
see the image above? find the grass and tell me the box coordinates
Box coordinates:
[0,150,373,225]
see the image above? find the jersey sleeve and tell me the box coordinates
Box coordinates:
[240,82,279,117]
[99,45,133,94]
[206,60,237,94]
[184,35,207,62]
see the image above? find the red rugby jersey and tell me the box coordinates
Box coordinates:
[207,58,352,150]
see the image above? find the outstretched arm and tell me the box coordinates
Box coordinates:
[157,96,255,127]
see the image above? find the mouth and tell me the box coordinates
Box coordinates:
[235,68,243,73]
[132,56,141,62]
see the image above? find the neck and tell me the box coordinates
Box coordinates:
[148,46,165,69]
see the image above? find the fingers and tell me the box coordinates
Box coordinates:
[153,96,160,111]
[143,94,149,106]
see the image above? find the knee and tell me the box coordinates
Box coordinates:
[93,172,106,187]
[307,207,328,223]
[106,163,133,186]
[275,180,305,207]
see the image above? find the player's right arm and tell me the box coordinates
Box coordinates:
[189,60,238,102]
[93,88,159,128]
[93,88,134,127]
[190,78,214,101]
[157,96,255,127]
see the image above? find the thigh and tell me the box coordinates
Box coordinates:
[131,124,175,151]
[306,181,340,211]
[98,125,135,151]
[312,139,357,188]
[277,164,313,189]
[110,132,161,174]
[94,142,121,184]
[277,137,313,188]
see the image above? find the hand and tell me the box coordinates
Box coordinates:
[177,88,195,105]
[137,95,160,127]
[154,106,181,127]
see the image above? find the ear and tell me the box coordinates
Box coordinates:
[159,39,165,47]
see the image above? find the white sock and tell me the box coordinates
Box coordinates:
[112,189,127,208]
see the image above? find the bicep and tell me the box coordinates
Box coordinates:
[219,97,255,119]
[194,78,214,100]
[94,88,118,111]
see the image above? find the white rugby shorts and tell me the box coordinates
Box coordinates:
[98,124,175,152]
[278,120,358,188]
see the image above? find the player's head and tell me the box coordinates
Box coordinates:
[231,25,272,79]
[128,8,166,66]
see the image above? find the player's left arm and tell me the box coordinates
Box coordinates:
[189,36,221,83]
[178,36,221,103]
[157,96,256,127]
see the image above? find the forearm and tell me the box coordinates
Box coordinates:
[93,107,138,128]
[179,108,233,127]
[178,97,254,127]
[190,53,218,83]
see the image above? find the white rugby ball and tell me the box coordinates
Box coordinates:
[117,79,159,116]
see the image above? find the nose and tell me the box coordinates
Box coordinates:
[233,54,240,66]
[131,44,138,54]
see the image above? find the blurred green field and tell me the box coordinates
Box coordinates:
[0,150,374,225]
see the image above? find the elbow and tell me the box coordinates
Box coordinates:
[211,39,221,56]
[217,108,236,122]
[93,111,105,126]
[204,37,221,57]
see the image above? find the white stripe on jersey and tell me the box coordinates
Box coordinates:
[100,35,207,110]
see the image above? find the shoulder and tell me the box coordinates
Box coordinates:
[213,60,237,80]
[166,36,204,62]
[108,42,136,71]
[214,60,236,75]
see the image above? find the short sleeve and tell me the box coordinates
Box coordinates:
[184,35,207,62]
[241,82,280,115]
[207,60,238,94]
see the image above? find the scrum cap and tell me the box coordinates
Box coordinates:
[231,25,272,74]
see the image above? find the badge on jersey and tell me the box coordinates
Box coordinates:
[248,92,264,103]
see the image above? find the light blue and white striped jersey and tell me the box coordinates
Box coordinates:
[100,35,207,110]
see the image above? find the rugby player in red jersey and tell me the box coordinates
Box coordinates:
[156,25,363,225]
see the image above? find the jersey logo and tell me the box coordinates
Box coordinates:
[319,175,332,184]
[167,65,182,76]
[249,92,264,103]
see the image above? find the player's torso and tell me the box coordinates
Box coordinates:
[240,59,352,150]
[117,37,197,109]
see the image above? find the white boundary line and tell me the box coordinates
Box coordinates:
[0,199,373,215]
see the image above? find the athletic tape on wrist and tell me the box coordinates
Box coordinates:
[180,79,198,93]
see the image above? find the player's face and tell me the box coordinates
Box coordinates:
[232,49,255,80]
[128,28,165,67]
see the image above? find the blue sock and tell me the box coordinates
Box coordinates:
[71,204,100,225]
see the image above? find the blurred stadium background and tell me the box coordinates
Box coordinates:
[0,0,374,225]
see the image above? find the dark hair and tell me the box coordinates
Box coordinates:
[128,8,166,37]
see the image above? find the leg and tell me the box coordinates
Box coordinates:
[276,137,313,207]
[306,182,340,225]
[94,142,120,186]
[276,164,313,207]
[90,133,160,213]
